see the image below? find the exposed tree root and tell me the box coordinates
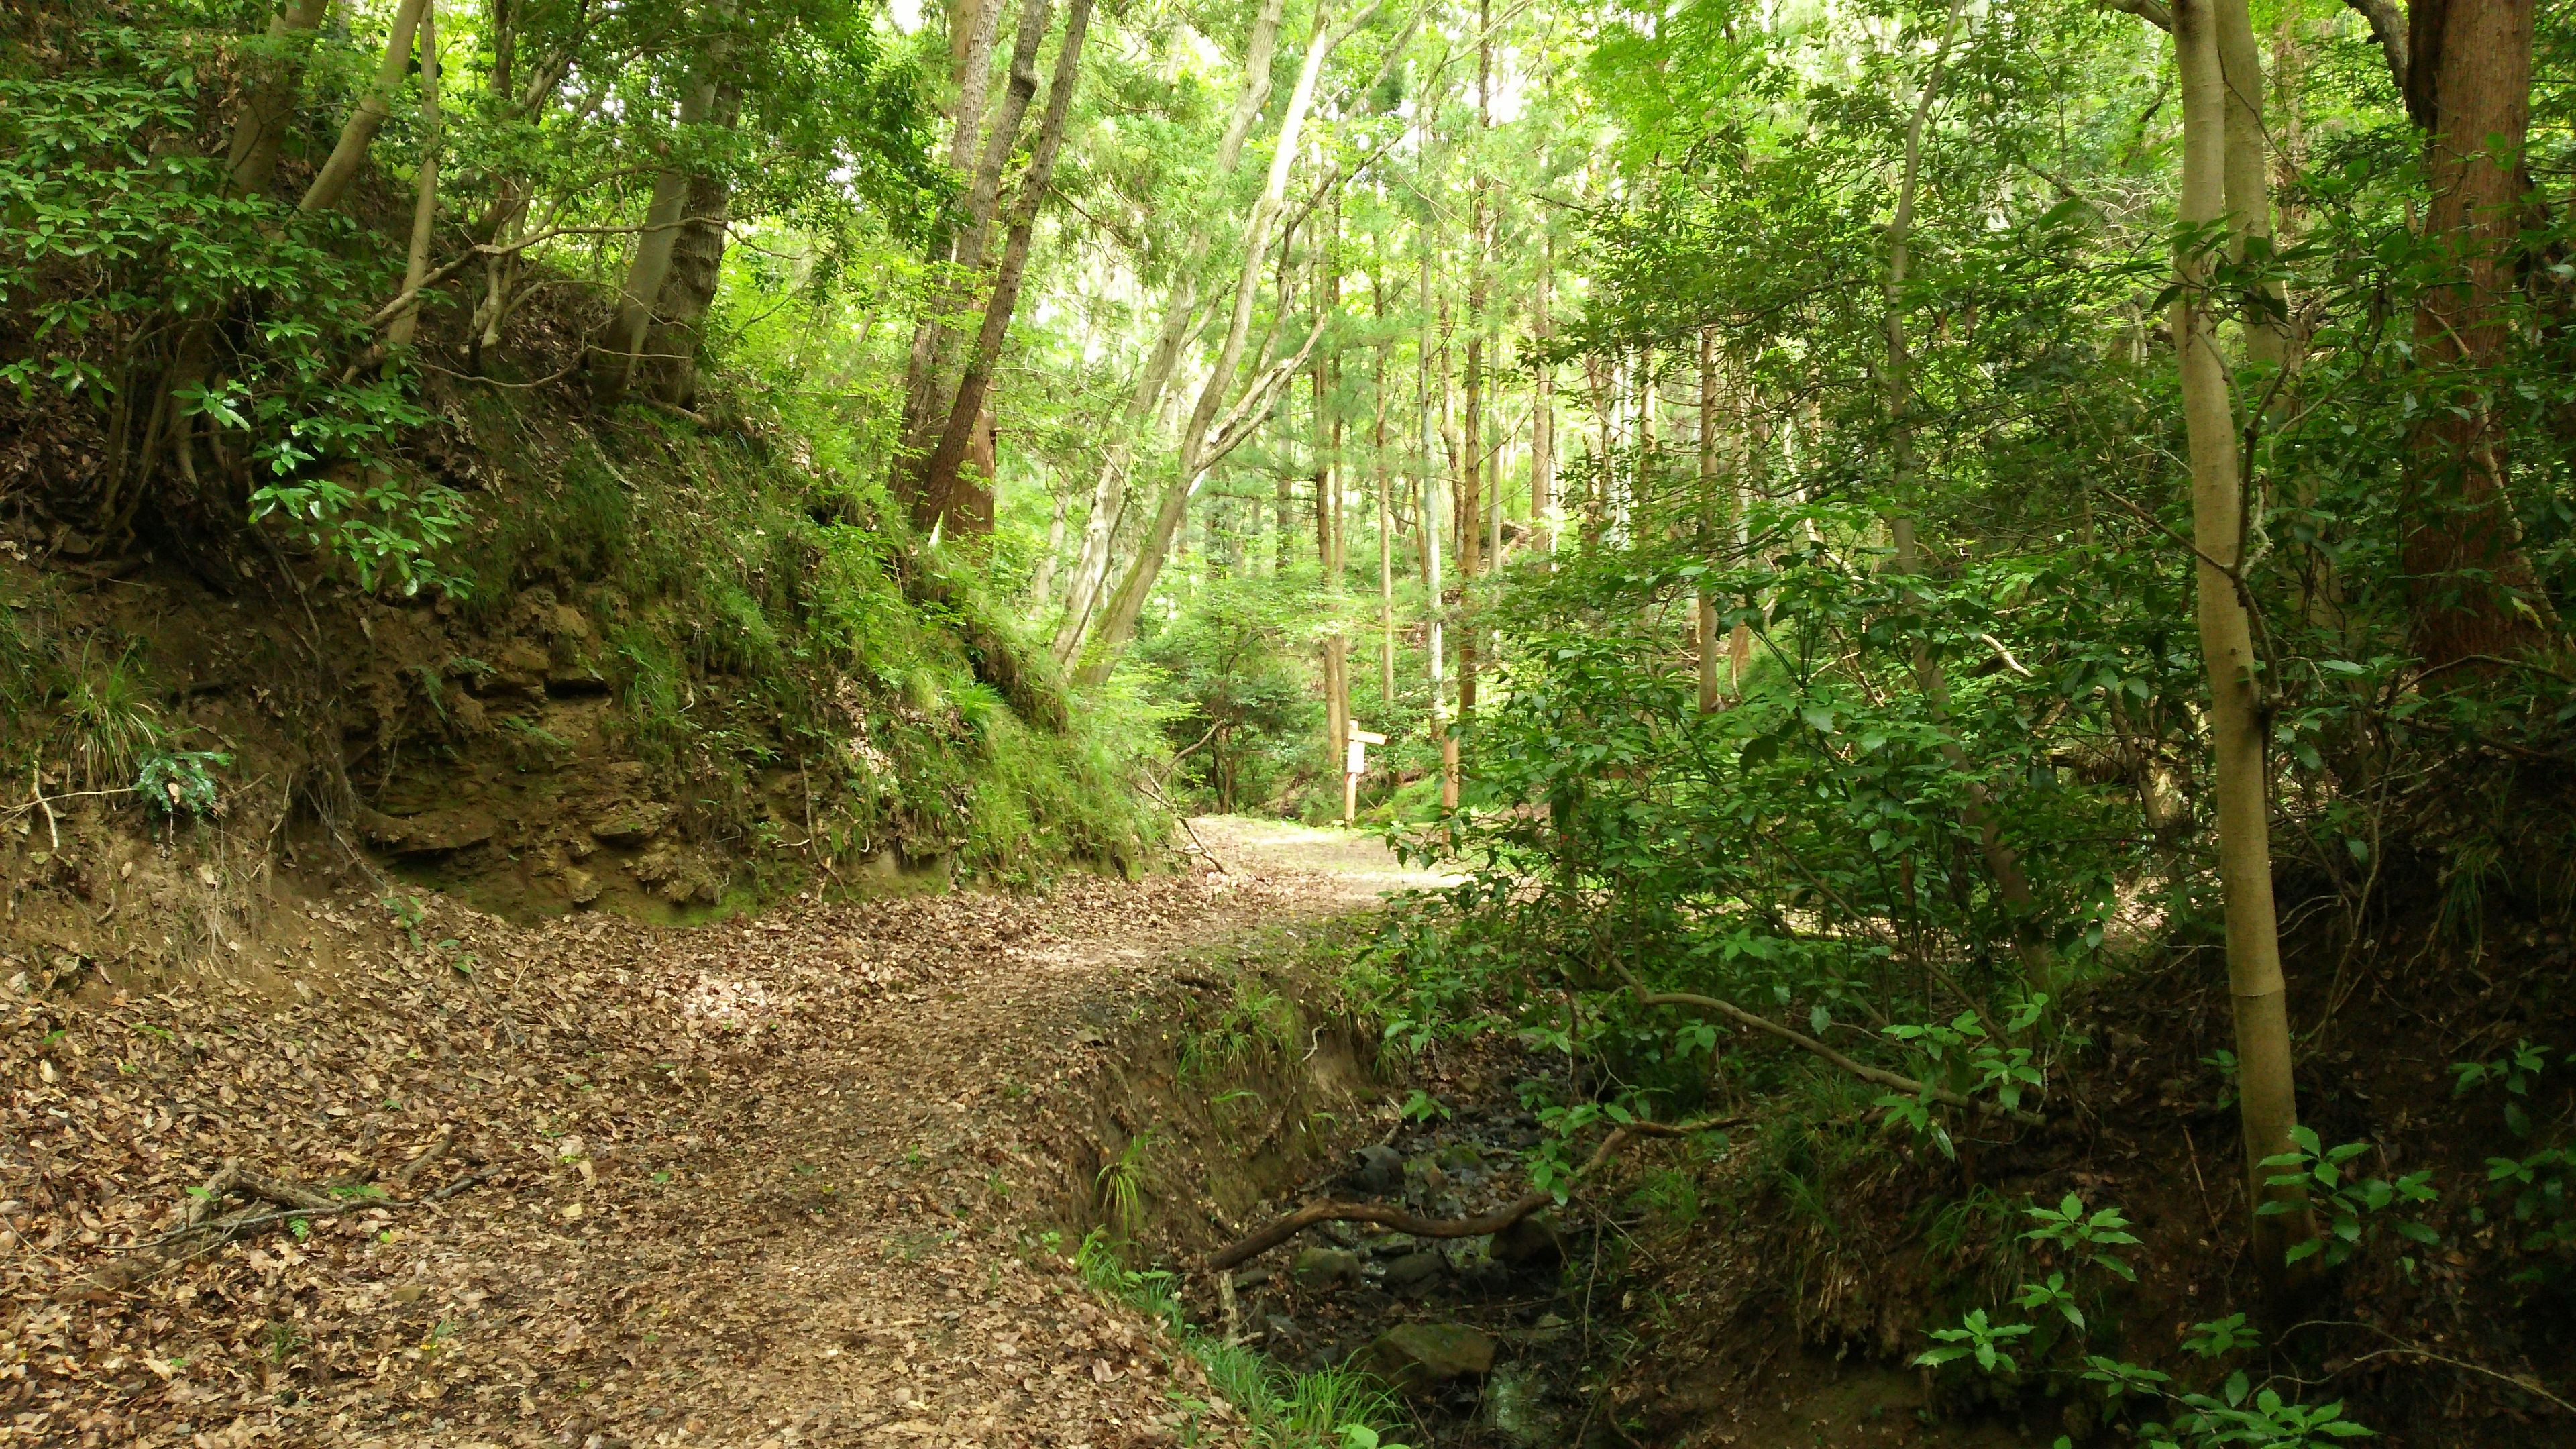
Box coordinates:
[1206,1116,1741,1273]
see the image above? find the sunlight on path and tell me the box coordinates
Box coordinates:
[1188,815,1460,902]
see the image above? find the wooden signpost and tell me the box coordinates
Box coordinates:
[1344,724,1386,824]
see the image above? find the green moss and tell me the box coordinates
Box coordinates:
[451,403,1162,894]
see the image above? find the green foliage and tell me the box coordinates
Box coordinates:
[1136,577,1322,812]
[57,641,160,791]
[2141,1373,2375,1448]
[1071,1231,1407,1449]
[2257,1128,2440,1269]
[135,749,228,818]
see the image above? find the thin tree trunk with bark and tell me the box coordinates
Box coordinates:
[594,7,734,407]
[1077,0,1381,686]
[2174,0,2314,1311]
[917,0,1096,534]
[227,0,333,199]
[1377,276,1396,701]
[299,0,432,217]
[1531,251,1554,554]
[386,4,440,351]
[1052,282,1201,663]
[1697,327,1721,713]
[1051,0,1286,667]
[900,0,1057,514]
[2398,0,2558,673]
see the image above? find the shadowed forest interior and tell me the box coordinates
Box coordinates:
[3,0,2575,1444]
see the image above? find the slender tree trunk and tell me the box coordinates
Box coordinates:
[900,0,1057,512]
[2399,0,2557,672]
[1316,219,1349,777]
[1377,276,1396,702]
[918,0,1096,534]
[299,0,432,217]
[1050,0,1285,663]
[227,0,333,198]
[1421,247,1455,811]
[1697,327,1721,713]
[594,7,734,407]
[1532,251,1554,554]
[1053,283,1201,662]
[1077,0,1379,685]
[2174,0,2314,1310]
[386,4,440,351]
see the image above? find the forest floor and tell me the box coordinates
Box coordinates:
[3,818,1450,1449]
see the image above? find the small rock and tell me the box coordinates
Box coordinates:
[1383,1250,1446,1289]
[1291,1246,1363,1287]
[1346,1144,1402,1195]
[1403,1156,1448,1203]
[1361,1323,1496,1397]
[1436,1142,1485,1173]
[1481,1364,1553,1446]
[562,868,601,906]
[1521,1312,1570,1345]
[1493,1213,1566,1267]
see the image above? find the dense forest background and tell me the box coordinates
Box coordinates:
[4,0,2576,1443]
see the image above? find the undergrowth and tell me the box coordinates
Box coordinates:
[1071,1230,1411,1449]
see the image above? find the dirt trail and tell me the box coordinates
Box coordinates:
[3,819,1447,1449]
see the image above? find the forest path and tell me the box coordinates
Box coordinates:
[4,820,1446,1449]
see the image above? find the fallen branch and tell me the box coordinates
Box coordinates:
[82,1155,494,1294]
[1611,964,2043,1126]
[1205,1116,1740,1273]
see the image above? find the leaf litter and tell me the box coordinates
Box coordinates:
[2,822,1407,1448]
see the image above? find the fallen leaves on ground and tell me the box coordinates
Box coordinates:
[2,827,1401,1449]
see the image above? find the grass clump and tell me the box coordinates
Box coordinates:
[1072,1232,1411,1449]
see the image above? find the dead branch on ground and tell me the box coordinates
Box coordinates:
[1205,1116,1741,1273]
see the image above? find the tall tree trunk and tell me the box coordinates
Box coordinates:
[1697,327,1721,713]
[640,131,738,409]
[2399,0,2557,672]
[2174,0,2314,1311]
[594,7,735,407]
[299,0,432,217]
[386,3,441,352]
[1531,250,1554,555]
[226,0,333,199]
[1051,0,1286,667]
[917,0,1096,534]
[1052,282,1201,663]
[1077,0,1381,686]
[900,0,1057,514]
[1316,220,1349,777]
[893,0,1015,499]
[1421,243,1455,810]
[1377,276,1397,702]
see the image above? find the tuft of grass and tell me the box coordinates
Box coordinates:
[1096,1132,1152,1236]
[58,641,162,790]
[1072,1232,1410,1449]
